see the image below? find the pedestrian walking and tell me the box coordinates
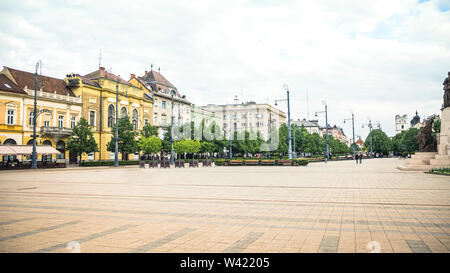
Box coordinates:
[359,153,363,164]
[355,154,359,164]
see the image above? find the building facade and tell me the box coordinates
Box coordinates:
[133,68,191,138]
[321,125,350,146]
[0,66,82,163]
[199,102,286,140]
[395,114,409,135]
[294,119,321,135]
[65,67,154,161]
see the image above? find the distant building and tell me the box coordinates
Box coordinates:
[199,101,286,140]
[410,110,422,130]
[355,137,364,149]
[132,67,191,138]
[321,125,350,146]
[395,114,409,135]
[294,119,321,135]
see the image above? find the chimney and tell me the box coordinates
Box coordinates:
[99,67,105,71]
[130,73,135,79]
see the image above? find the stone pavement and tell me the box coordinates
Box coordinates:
[0,158,449,253]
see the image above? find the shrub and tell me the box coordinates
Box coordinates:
[213,159,228,166]
[294,159,309,166]
[80,160,140,167]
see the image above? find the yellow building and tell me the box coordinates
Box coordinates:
[64,67,154,161]
[0,66,82,163]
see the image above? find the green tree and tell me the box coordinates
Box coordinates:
[67,117,98,165]
[173,140,187,159]
[140,123,159,138]
[364,129,391,154]
[139,135,162,156]
[433,119,441,136]
[107,116,138,160]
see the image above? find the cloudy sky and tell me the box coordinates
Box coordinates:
[1,0,449,138]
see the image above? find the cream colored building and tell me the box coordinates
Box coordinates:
[132,68,191,138]
[199,102,286,140]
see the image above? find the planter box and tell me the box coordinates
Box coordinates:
[261,160,275,166]
[230,160,242,166]
[278,160,292,166]
[148,160,158,168]
[245,160,259,166]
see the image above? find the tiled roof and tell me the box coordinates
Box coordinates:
[0,74,25,94]
[83,67,129,84]
[141,69,177,90]
[4,66,75,96]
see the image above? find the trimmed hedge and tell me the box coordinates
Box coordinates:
[293,159,309,166]
[80,160,140,167]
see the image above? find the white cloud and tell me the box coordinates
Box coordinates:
[0,0,449,138]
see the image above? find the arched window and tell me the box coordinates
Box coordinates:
[56,141,65,159]
[42,140,52,161]
[120,107,128,118]
[132,109,139,130]
[3,139,17,145]
[108,105,115,127]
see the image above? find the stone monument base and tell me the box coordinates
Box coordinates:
[398,107,450,171]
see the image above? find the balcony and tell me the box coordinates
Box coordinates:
[40,126,72,137]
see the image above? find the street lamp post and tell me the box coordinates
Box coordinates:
[275,84,292,159]
[31,61,41,169]
[114,78,119,167]
[362,119,380,158]
[170,89,175,165]
[344,112,356,157]
[315,101,329,164]
[229,113,232,159]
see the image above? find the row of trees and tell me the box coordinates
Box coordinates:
[66,116,357,163]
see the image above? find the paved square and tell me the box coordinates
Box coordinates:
[0,158,449,253]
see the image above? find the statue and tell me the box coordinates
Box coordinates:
[444,71,450,108]
[416,118,437,152]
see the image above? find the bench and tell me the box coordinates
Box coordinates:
[230,160,242,166]
[245,160,259,166]
[202,159,212,167]
[261,160,275,166]
[175,160,185,168]
[278,160,292,166]
[189,160,199,167]
[148,160,158,168]
[160,159,170,168]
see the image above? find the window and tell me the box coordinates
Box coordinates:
[144,119,149,125]
[108,105,115,127]
[58,115,64,127]
[241,114,246,119]
[120,107,127,118]
[154,99,158,107]
[29,110,34,126]
[7,109,15,125]
[401,125,404,129]
[132,109,139,130]
[71,116,76,128]
[162,101,166,109]
[223,115,227,119]
[89,111,95,126]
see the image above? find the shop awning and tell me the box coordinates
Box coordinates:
[0,145,61,155]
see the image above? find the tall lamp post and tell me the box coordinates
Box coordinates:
[229,113,232,159]
[114,78,119,167]
[344,112,356,157]
[315,100,329,163]
[362,119,380,158]
[170,89,175,165]
[275,84,292,159]
[31,61,42,169]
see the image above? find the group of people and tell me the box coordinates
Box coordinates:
[355,153,363,164]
